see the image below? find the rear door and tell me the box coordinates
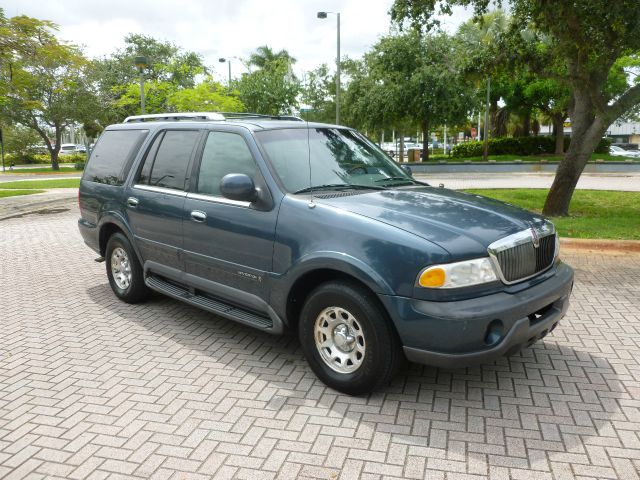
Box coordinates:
[182,129,279,300]
[126,128,202,272]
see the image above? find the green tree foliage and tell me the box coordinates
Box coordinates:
[0,11,99,169]
[114,78,245,116]
[391,0,640,215]
[91,34,207,121]
[300,64,336,124]
[236,46,300,115]
[345,31,470,160]
[168,79,244,112]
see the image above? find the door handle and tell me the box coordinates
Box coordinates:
[190,210,207,222]
[127,197,139,208]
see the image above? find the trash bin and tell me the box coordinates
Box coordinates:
[406,149,420,162]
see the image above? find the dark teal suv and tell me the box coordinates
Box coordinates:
[78,112,573,395]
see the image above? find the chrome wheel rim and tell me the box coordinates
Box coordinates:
[111,247,132,290]
[314,307,366,374]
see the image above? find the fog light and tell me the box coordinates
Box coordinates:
[484,319,504,346]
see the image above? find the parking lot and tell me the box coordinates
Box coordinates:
[0,205,639,479]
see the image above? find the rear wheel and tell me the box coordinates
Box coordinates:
[105,232,150,303]
[298,281,402,395]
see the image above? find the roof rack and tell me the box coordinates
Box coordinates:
[122,112,304,123]
[123,112,226,123]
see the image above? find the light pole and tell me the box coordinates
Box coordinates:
[317,11,341,125]
[218,57,232,90]
[134,56,148,114]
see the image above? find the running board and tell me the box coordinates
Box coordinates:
[146,274,274,331]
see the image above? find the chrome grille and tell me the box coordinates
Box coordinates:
[488,223,557,284]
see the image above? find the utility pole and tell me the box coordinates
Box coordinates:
[483,77,491,161]
[317,11,341,125]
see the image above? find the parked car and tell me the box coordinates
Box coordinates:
[609,145,640,157]
[59,143,81,155]
[78,112,574,395]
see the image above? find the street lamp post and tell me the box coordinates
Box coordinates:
[218,58,232,90]
[317,11,341,125]
[134,56,148,114]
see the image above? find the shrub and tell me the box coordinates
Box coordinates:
[452,136,612,158]
[4,152,87,165]
[74,162,86,170]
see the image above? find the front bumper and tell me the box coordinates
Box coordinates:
[380,262,574,369]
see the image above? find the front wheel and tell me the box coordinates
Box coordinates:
[105,232,150,304]
[298,281,402,395]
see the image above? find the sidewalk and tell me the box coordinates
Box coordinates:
[414,171,640,191]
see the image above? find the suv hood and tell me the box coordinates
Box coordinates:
[318,186,547,257]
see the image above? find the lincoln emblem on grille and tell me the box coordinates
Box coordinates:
[530,224,540,248]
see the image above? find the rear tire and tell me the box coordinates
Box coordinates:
[105,232,150,304]
[298,281,402,395]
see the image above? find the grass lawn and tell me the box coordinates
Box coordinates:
[466,189,640,240]
[3,167,82,174]
[0,189,45,198]
[0,178,80,189]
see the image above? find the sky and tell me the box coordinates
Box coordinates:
[3,0,473,81]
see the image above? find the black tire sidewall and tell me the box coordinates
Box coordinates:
[299,282,398,395]
[105,233,147,303]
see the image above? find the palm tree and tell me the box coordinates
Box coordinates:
[247,46,296,70]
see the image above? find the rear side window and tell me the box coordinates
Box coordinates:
[136,130,200,190]
[84,129,148,185]
[197,132,256,196]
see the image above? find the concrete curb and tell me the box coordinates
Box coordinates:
[0,195,76,221]
[560,237,640,253]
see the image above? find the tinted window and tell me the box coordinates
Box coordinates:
[137,132,164,185]
[84,129,148,185]
[139,130,200,190]
[197,132,256,196]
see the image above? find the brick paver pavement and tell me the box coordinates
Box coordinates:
[0,207,639,479]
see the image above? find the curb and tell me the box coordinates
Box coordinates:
[0,195,76,221]
[560,237,640,253]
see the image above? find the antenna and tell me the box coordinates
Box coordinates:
[306,116,315,208]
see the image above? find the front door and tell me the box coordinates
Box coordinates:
[182,130,278,300]
[126,129,201,272]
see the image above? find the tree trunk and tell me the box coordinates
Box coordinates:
[398,131,404,163]
[422,116,429,162]
[552,114,566,155]
[51,127,62,171]
[522,113,531,137]
[542,91,605,216]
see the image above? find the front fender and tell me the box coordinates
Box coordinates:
[268,251,396,324]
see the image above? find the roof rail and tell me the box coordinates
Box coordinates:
[123,112,225,123]
[217,112,304,122]
[122,112,305,123]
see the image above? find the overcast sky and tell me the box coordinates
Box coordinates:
[4,0,472,81]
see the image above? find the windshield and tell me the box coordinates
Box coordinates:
[255,128,414,193]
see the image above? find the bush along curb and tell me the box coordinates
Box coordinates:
[452,136,611,158]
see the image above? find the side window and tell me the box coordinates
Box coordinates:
[197,132,257,196]
[137,130,200,190]
[137,131,164,185]
[84,129,148,185]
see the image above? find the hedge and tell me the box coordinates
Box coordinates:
[451,136,612,158]
[4,152,87,165]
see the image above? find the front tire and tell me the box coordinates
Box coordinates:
[105,232,150,304]
[298,281,402,395]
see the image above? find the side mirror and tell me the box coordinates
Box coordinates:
[401,164,413,177]
[220,174,258,203]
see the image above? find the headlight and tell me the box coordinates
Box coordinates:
[417,257,498,289]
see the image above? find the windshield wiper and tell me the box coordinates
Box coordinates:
[294,184,386,194]
[374,176,416,185]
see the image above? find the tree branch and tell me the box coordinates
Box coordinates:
[606,83,640,123]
